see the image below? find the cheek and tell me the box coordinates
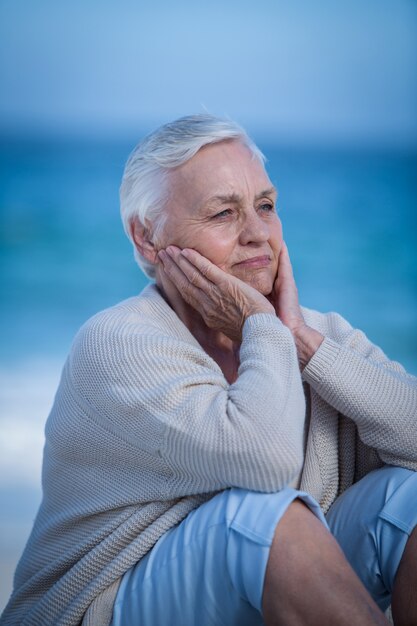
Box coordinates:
[162,222,235,268]
[158,222,197,251]
[191,234,234,268]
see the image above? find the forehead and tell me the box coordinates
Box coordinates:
[168,140,272,204]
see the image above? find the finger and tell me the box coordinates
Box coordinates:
[166,246,214,290]
[277,242,296,285]
[158,250,208,308]
[178,247,273,312]
[180,248,231,286]
[163,246,239,300]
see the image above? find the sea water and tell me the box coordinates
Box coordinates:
[0,136,416,609]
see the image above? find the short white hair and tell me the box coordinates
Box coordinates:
[120,113,266,278]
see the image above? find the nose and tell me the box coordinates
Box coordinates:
[239,209,269,246]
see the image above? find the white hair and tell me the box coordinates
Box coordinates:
[120,113,266,278]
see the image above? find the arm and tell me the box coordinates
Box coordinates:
[155,246,306,490]
[269,242,417,468]
[71,313,305,496]
[301,313,417,468]
[155,314,305,492]
[70,251,306,497]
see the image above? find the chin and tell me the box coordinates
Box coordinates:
[246,275,274,296]
[231,265,276,295]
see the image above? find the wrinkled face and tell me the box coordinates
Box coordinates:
[157,139,283,295]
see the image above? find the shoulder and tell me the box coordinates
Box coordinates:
[74,283,192,348]
[67,284,208,380]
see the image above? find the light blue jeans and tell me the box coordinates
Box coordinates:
[111,466,417,625]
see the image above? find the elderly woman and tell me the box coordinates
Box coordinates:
[2,115,417,626]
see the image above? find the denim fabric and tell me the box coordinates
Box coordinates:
[326,465,417,611]
[111,488,324,626]
[111,466,417,624]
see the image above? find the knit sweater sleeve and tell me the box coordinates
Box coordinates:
[69,308,306,496]
[301,309,417,468]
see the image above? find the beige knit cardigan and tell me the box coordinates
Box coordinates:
[2,284,416,626]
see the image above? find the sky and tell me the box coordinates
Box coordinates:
[0,0,416,146]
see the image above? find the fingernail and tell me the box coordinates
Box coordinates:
[158,250,167,262]
[166,246,175,257]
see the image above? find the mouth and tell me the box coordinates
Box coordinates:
[233,255,271,269]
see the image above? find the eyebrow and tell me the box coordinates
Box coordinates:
[203,187,277,208]
[256,187,277,201]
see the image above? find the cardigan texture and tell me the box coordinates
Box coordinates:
[1,283,417,626]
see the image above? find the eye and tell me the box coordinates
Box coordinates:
[213,208,233,219]
[258,202,274,213]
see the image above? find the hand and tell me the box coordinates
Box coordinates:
[271,242,324,368]
[271,242,305,334]
[158,246,275,341]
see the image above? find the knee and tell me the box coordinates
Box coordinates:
[222,488,325,612]
[327,466,417,531]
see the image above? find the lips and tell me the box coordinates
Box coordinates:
[234,255,271,268]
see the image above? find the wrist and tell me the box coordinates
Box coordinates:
[247,302,276,318]
[293,325,324,369]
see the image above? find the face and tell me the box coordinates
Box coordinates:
[156,140,283,295]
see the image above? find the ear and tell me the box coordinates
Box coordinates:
[129,218,158,265]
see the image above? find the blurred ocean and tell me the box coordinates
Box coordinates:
[1,136,416,609]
